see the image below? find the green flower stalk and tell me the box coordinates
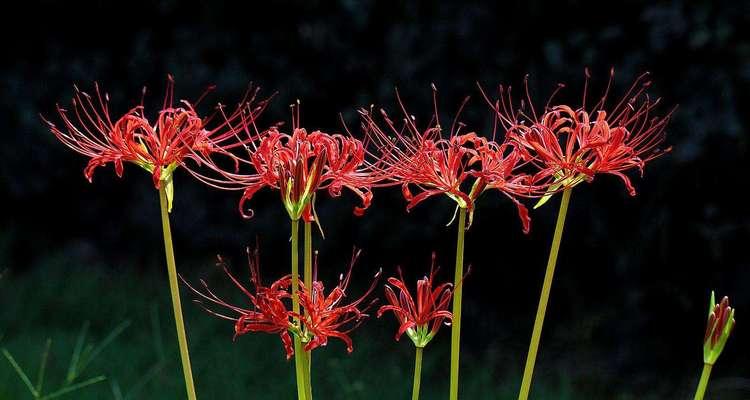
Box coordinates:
[159,181,197,400]
[289,220,309,400]
[303,221,314,399]
[518,187,571,400]
[449,208,467,400]
[693,291,735,400]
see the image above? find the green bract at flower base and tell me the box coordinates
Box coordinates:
[533,173,587,209]
[140,161,178,212]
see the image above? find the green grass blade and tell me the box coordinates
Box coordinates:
[66,322,90,383]
[41,376,106,400]
[77,320,131,375]
[110,380,124,400]
[2,348,40,398]
[77,344,95,374]
[35,339,52,394]
[123,360,167,400]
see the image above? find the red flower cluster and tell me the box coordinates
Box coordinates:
[190,103,389,223]
[46,72,672,227]
[486,69,673,203]
[378,253,454,348]
[43,76,267,191]
[183,248,379,359]
[359,88,548,232]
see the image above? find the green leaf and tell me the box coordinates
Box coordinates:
[121,360,167,400]
[36,339,52,394]
[41,376,106,400]
[77,320,131,376]
[110,380,124,400]
[66,322,89,383]
[2,348,40,398]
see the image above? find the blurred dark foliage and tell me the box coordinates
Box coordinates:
[1,0,749,397]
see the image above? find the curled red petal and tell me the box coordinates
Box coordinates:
[238,184,265,219]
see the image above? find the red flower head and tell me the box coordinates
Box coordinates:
[43,75,268,210]
[377,253,453,348]
[181,249,296,359]
[484,69,674,206]
[296,249,381,353]
[189,103,388,224]
[183,247,380,358]
[359,86,542,232]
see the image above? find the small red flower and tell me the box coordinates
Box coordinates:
[296,250,381,353]
[189,103,388,222]
[359,87,543,231]
[377,253,453,348]
[181,249,296,359]
[485,69,674,200]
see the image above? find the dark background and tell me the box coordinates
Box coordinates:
[1,1,749,398]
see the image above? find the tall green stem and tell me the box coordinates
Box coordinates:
[412,347,424,400]
[693,363,713,400]
[449,207,467,400]
[158,186,197,400]
[518,188,572,400]
[303,221,313,400]
[290,220,308,400]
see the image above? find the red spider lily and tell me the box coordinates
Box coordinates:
[703,291,736,365]
[43,75,268,208]
[377,253,453,348]
[183,248,380,358]
[358,90,479,212]
[188,103,389,222]
[295,250,381,353]
[181,249,296,359]
[483,69,673,204]
[359,87,543,231]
